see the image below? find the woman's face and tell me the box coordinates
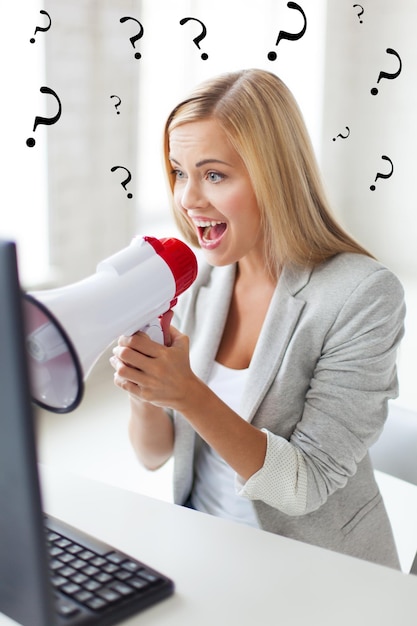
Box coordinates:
[169,118,264,270]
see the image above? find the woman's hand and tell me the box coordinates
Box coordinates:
[111,324,196,412]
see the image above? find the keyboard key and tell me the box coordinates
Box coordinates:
[97,587,121,603]
[61,582,82,596]
[102,562,119,574]
[47,531,60,542]
[70,572,89,585]
[58,552,75,564]
[57,565,76,578]
[74,590,94,603]
[83,579,102,592]
[56,596,81,618]
[95,572,113,584]
[78,549,95,561]
[122,559,141,573]
[138,569,160,583]
[56,538,72,548]
[85,596,108,611]
[114,569,132,581]
[67,543,83,555]
[111,582,135,596]
[51,575,67,588]
[129,577,150,590]
[71,558,87,570]
[90,555,107,567]
[82,564,100,577]
[105,551,125,565]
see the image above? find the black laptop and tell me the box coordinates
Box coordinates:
[0,240,174,626]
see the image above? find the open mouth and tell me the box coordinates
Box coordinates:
[194,220,227,246]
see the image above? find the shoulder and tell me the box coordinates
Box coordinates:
[283,253,405,332]
[309,253,404,302]
[298,254,405,340]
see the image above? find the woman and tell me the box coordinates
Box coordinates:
[111,69,405,568]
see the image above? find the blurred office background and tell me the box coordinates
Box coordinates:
[2,0,415,409]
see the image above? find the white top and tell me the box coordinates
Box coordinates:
[190,361,260,527]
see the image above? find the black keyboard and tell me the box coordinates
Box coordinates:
[45,515,174,625]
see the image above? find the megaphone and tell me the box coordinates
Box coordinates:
[23,236,198,413]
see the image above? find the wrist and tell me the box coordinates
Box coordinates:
[172,374,206,416]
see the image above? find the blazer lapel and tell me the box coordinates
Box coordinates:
[240,263,312,422]
[189,263,237,383]
[186,261,313,423]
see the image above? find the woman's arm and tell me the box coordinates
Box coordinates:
[112,329,267,481]
[128,397,174,470]
[112,353,174,471]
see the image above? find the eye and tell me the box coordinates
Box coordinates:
[207,171,224,183]
[171,168,186,180]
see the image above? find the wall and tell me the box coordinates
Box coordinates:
[321,1,417,278]
[321,1,417,411]
[43,0,141,283]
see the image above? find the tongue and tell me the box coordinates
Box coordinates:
[204,223,226,241]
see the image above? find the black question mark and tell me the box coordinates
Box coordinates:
[110,95,122,115]
[371,48,402,95]
[370,155,394,191]
[268,2,307,61]
[353,4,364,24]
[120,16,144,59]
[332,126,350,141]
[179,17,208,60]
[30,10,52,43]
[111,166,133,198]
[26,87,62,147]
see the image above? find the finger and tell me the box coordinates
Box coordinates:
[110,354,144,386]
[117,332,146,349]
[113,371,141,397]
[160,310,174,346]
[118,331,163,357]
[169,326,190,351]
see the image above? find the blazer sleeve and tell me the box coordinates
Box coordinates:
[292,267,405,513]
[238,266,405,515]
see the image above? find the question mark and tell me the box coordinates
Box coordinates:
[26,86,62,148]
[30,10,52,43]
[370,155,394,191]
[332,126,350,141]
[353,4,364,24]
[120,16,144,59]
[268,2,307,61]
[111,166,133,198]
[371,48,402,95]
[179,17,208,60]
[110,95,122,115]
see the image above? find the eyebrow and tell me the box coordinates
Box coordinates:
[169,157,233,168]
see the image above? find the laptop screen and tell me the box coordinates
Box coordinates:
[0,240,55,625]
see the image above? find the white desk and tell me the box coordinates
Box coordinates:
[2,465,417,626]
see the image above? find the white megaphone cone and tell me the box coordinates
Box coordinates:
[23,236,197,413]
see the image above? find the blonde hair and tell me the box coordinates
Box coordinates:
[163,69,372,277]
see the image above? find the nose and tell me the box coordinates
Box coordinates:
[179,178,207,212]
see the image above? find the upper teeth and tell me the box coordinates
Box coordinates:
[194,220,223,227]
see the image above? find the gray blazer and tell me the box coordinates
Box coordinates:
[171,252,405,567]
